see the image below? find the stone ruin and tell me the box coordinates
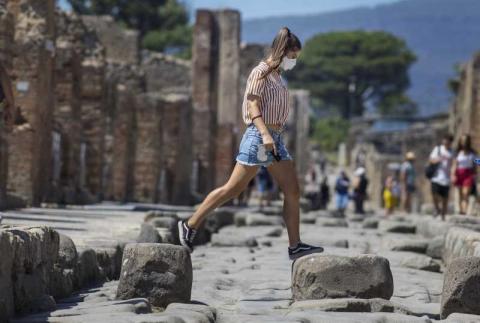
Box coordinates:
[450,52,480,151]
[0,3,313,209]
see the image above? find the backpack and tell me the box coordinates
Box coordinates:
[425,146,440,179]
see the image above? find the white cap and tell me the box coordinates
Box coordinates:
[354,167,366,176]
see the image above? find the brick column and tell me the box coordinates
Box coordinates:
[191,10,217,195]
[7,0,56,206]
[0,1,13,209]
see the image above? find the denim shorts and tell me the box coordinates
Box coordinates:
[235,123,293,167]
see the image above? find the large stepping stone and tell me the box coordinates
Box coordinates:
[443,227,480,265]
[292,254,394,301]
[290,298,411,314]
[399,255,441,272]
[426,236,444,259]
[316,218,348,227]
[441,256,480,319]
[379,220,416,234]
[116,243,192,308]
[384,239,428,254]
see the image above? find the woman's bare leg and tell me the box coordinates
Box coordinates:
[266,160,301,247]
[187,162,259,229]
[460,186,470,214]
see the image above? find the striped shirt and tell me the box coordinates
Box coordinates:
[242,61,289,126]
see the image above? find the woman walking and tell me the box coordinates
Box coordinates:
[178,27,324,260]
[451,134,477,215]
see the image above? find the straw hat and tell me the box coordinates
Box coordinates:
[405,151,416,160]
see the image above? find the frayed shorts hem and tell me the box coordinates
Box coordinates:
[235,156,293,167]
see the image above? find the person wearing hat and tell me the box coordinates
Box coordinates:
[400,151,416,213]
[352,166,368,214]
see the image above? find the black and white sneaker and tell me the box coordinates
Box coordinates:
[178,219,197,253]
[288,241,324,260]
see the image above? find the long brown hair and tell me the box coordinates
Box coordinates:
[457,134,474,154]
[261,27,301,79]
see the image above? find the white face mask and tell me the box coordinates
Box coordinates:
[280,56,297,70]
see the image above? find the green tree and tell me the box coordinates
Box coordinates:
[68,0,191,54]
[288,31,416,118]
[312,116,350,152]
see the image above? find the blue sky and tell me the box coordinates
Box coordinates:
[59,0,400,20]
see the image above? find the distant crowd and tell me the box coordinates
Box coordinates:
[380,133,478,219]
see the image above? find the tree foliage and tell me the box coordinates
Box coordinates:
[312,116,350,152]
[287,31,416,118]
[68,0,191,54]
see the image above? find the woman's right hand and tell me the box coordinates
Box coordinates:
[262,132,277,156]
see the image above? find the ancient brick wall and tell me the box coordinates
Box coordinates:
[81,15,139,65]
[191,9,242,192]
[143,52,191,94]
[6,0,56,206]
[133,93,163,203]
[53,11,86,203]
[450,53,480,151]
[158,93,193,205]
[0,2,13,209]
[191,10,217,196]
[81,25,106,200]
[285,90,311,192]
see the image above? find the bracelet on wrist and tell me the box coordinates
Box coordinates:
[251,114,262,122]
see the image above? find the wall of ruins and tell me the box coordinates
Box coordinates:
[450,53,480,151]
[143,52,191,95]
[81,15,139,65]
[80,22,106,201]
[53,11,86,203]
[191,10,217,198]
[0,1,13,209]
[134,53,193,204]
[6,0,56,206]
[285,90,311,192]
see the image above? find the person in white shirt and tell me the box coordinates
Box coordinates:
[429,134,453,220]
[451,134,477,215]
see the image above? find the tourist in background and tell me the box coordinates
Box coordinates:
[383,175,395,215]
[257,166,273,209]
[428,134,453,220]
[451,134,477,215]
[304,166,323,210]
[400,151,416,213]
[334,170,350,214]
[391,175,402,209]
[352,167,368,214]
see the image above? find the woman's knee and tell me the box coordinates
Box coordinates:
[284,184,301,200]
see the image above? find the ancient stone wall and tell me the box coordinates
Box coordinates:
[53,11,86,203]
[81,15,139,65]
[143,52,191,95]
[81,24,106,200]
[103,65,143,201]
[191,10,217,197]
[450,53,480,151]
[158,94,193,205]
[285,90,311,192]
[6,0,56,206]
[133,93,163,203]
[0,1,13,209]
[191,9,242,192]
